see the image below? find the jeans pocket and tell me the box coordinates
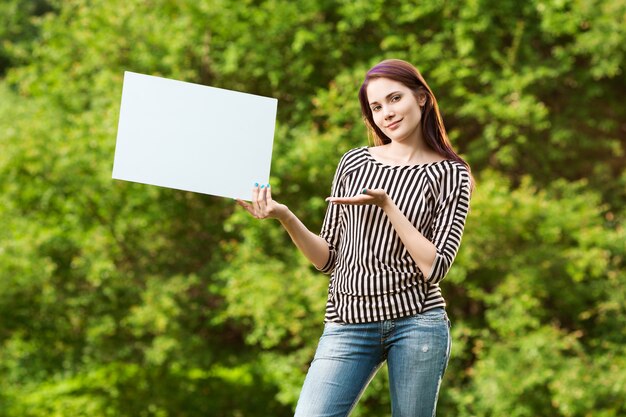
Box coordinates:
[413,308,448,325]
[324,320,348,328]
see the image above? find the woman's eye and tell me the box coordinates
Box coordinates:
[391,95,401,102]
[372,105,381,112]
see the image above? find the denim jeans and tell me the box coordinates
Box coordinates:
[294,308,451,417]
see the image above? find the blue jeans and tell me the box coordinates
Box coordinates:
[294,308,451,417]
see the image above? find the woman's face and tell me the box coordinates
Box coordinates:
[366,77,426,144]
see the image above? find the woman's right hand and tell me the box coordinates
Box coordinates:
[237,183,330,269]
[236,183,288,221]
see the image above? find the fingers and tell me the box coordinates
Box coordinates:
[236,199,255,215]
[325,188,386,206]
[256,184,267,214]
[360,188,383,196]
[266,184,273,204]
[326,195,373,205]
[236,198,254,210]
[252,183,260,215]
[249,183,271,218]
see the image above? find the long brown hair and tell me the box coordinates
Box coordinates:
[358,59,473,182]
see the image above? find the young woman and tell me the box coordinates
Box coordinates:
[237,59,472,417]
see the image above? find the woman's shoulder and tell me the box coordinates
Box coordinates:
[330,147,370,182]
[430,159,470,176]
[336,146,369,166]
[427,160,471,195]
[342,146,368,159]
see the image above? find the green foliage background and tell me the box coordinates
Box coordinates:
[1,0,625,415]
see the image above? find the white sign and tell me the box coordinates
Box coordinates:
[112,71,277,200]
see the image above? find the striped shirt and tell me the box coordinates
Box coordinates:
[317,146,471,323]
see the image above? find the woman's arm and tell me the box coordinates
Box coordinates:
[379,196,438,276]
[236,184,330,270]
[326,189,436,276]
[326,166,471,283]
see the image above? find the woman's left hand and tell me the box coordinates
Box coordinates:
[325,188,390,208]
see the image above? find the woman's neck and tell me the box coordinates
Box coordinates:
[383,135,441,165]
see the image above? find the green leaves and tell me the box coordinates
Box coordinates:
[0,0,625,415]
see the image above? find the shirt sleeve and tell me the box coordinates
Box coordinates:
[424,163,471,284]
[316,153,348,274]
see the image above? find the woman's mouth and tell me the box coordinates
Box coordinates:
[386,119,402,129]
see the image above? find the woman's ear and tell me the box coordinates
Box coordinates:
[417,91,428,107]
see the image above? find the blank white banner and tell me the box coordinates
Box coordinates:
[112,71,277,200]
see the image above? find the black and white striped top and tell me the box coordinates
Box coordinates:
[318,146,471,323]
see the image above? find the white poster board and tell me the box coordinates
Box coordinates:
[112,71,277,200]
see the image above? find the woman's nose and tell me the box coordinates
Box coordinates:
[384,107,395,119]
